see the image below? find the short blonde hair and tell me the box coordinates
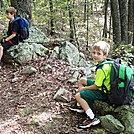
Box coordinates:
[92,41,110,56]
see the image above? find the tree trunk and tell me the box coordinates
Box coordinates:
[128,0,133,44]
[49,0,55,35]
[0,0,4,8]
[118,0,128,44]
[103,0,109,38]
[68,1,74,43]
[133,0,134,46]
[110,0,121,45]
[10,0,32,26]
[84,0,87,22]
[86,1,89,50]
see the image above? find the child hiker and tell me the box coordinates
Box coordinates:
[0,7,20,68]
[69,41,111,128]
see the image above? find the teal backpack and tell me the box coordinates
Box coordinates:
[97,60,134,105]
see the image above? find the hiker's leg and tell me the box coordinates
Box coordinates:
[75,90,108,128]
[0,44,4,61]
[0,42,12,62]
[78,77,87,88]
[78,77,95,91]
[78,89,108,109]
[75,92,90,111]
[75,92,95,120]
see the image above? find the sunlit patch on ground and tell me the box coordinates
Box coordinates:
[32,112,54,125]
[0,119,24,134]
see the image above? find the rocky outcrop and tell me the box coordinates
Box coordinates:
[93,100,134,133]
[2,26,134,134]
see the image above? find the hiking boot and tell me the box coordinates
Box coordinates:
[69,101,84,113]
[79,117,100,128]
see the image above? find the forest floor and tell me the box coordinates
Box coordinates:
[0,4,113,133]
[0,56,110,134]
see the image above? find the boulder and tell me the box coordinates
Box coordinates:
[27,26,50,43]
[2,26,49,65]
[53,88,71,103]
[3,42,48,65]
[114,105,134,134]
[100,115,125,133]
[59,41,80,66]
[93,100,134,133]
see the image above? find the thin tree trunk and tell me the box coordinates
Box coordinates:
[90,0,93,11]
[84,0,87,22]
[103,0,109,38]
[86,1,89,50]
[72,1,79,48]
[0,0,4,8]
[49,0,55,36]
[68,1,74,43]
[109,9,112,39]
[118,0,128,44]
[110,0,121,45]
[128,0,133,44]
[133,0,134,46]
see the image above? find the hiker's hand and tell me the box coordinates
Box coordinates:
[2,37,6,42]
[77,87,84,92]
[2,38,5,43]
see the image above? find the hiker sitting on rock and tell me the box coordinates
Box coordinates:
[0,7,20,67]
[69,41,111,128]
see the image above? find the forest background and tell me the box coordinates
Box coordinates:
[0,0,134,65]
[0,0,134,134]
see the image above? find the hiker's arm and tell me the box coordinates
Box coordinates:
[4,33,16,42]
[78,84,98,92]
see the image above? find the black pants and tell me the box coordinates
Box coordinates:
[1,41,13,50]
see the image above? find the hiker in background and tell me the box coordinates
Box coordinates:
[69,41,111,128]
[0,7,20,67]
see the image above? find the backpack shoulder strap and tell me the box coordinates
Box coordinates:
[96,60,114,71]
[96,61,114,94]
[12,16,21,23]
[100,61,114,66]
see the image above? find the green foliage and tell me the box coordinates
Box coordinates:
[19,107,32,117]
[112,44,134,65]
[32,0,105,47]
[0,0,10,34]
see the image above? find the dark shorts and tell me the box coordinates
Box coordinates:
[80,78,108,106]
[1,42,12,50]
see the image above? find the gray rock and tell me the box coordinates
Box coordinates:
[3,42,49,65]
[27,26,50,43]
[100,115,125,133]
[59,41,80,66]
[3,42,36,64]
[32,43,48,56]
[50,46,60,58]
[21,66,37,75]
[11,77,19,83]
[114,105,134,134]
[78,52,90,68]
[53,88,70,102]
[93,100,114,115]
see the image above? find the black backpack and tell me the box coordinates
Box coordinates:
[97,60,134,105]
[12,16,29,42]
